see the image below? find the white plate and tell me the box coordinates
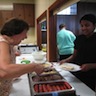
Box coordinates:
[43,62,52,67]
[60,63,81,72]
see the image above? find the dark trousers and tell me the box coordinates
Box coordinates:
[59,54,72,60]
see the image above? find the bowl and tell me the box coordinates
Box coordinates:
[21,60,31,64]
[32,51,46,61]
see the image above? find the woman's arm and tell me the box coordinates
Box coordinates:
[13,46,21,56]
[0,62,44,79]
[59,49,77,64]
[0,42,44,79]
[81,63,96,71]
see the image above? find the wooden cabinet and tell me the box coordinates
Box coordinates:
[13,4,35,27]
[0,10,13,26]
[24,4,35,27]
[1,10,13,22]
[13,4,24,20]
[0,11,3,26]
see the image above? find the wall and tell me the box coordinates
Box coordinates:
[77,2,96,35]
[35,0,56,18]
[57,15,77,35]
[34,0,56,44]
[21,27,36,44]
[0,0,36,44]
[0,0,56,44]
[0,0,34,5]
[56,2,96,36]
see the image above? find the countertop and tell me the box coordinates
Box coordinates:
[59,70,95,96]
[9,54,96,96]
[9,74,30,96]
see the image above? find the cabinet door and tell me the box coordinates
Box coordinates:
[13,4,25,20]
[1,10,13,24]
[0,11,2,26]
[24,4,35,27]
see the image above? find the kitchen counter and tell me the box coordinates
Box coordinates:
[9,54,32,96]
[53,64,95,96]
[9,74,31,96]
[59,70,95,96]
[9,54,95,96]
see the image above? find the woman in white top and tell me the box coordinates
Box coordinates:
[0,18,44,96]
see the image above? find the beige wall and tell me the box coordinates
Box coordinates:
[21,27,36,44]
[35,0,56,18]
[0,0,56,44]
[34,0,56,44]
[0,0,34,5]
[0,0,35,44]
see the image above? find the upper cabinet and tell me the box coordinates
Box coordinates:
[0,10,13,26]
[13,3,35,27]
[1,10,13,23]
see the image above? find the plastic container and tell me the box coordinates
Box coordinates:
[32,51,46,61]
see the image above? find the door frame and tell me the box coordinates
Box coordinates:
[47,0,79,61]
[36,10,47,50]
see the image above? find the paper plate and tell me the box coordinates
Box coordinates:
[60,63,81,72]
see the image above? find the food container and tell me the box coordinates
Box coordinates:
[32,51,46,61]
[28,78,76,96]
[30,67,64,82]
[30,73,63,82]
[21,59,31,64]
[28,68,76,96]
[31,73,64,82]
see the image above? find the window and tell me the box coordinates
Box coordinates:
[57,3,77,15]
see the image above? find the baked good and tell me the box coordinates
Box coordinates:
[43,62,52,68]
[60,64,74,71]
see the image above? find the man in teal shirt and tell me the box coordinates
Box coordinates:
[57,24,76,60]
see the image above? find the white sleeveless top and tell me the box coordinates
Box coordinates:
[0,36,16,96]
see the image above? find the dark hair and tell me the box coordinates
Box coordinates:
[59,24,66,30]
[80,14,96,25]
[0,18,29,36]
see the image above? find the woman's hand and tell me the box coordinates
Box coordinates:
[15,51,21,56]
[59,53,75,65]
[33,64,44,75]
[59,59,67,64]
[81,63,96,71]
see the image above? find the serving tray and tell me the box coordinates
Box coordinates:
[28,68,76,96]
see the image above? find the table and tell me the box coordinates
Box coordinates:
[9,74,31,96]
[10,54,96,96]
